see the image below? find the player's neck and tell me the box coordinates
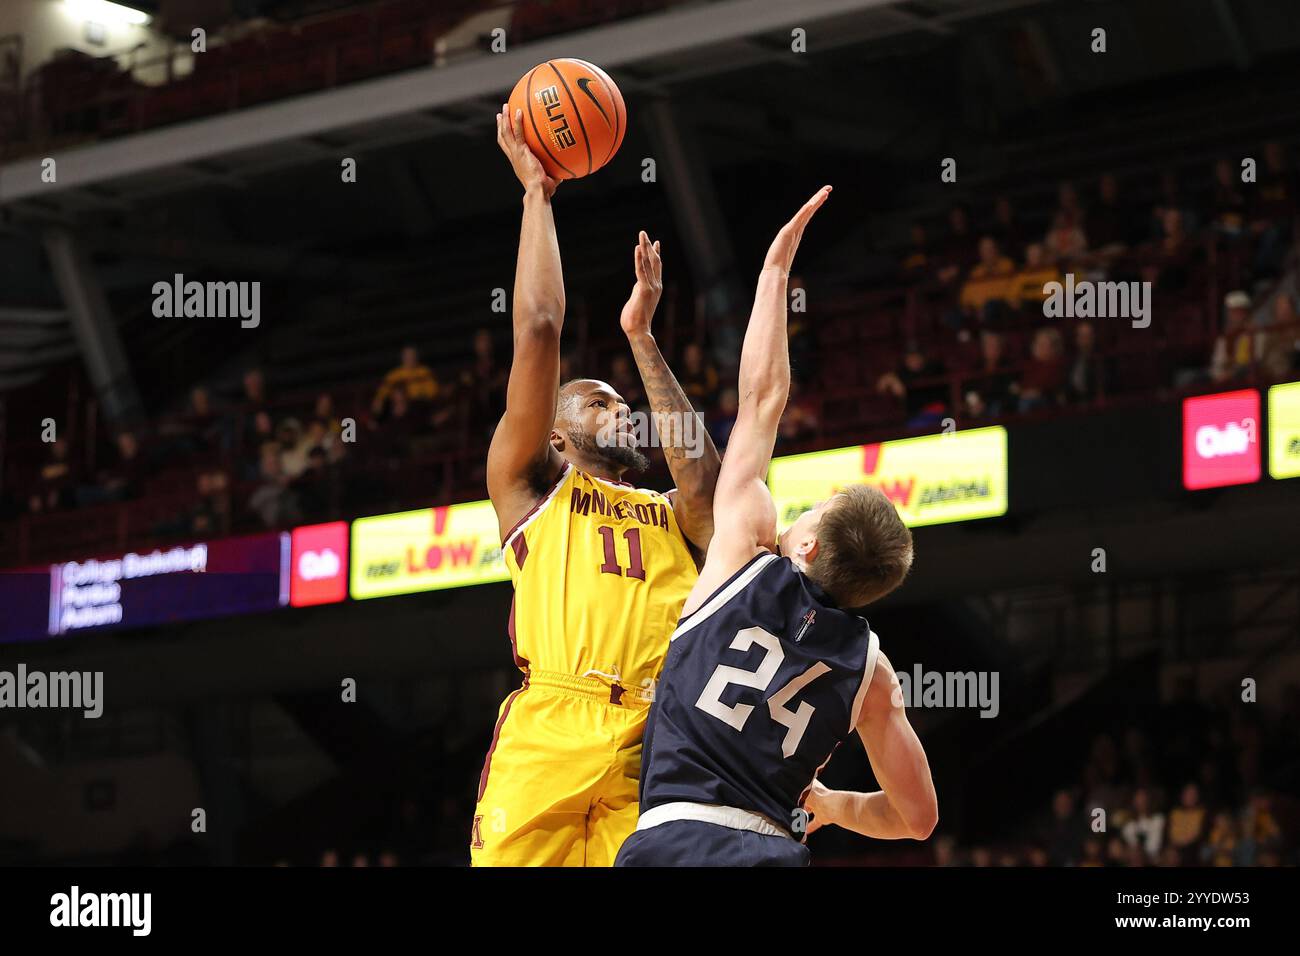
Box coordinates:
[564,452,626,485]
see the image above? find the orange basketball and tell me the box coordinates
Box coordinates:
[507,58,626,181]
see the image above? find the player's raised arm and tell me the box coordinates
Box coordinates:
[708,186,831,565]
[487,105,567,540]
[803,652,938,840]
[620,231,721,556]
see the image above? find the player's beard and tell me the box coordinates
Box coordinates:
[568,422,649,474]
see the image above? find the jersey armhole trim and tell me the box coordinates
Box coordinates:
[849,628,881,732]
[670,551,779,642]
[502,462,572,549]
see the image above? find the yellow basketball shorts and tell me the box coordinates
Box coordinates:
[471,670,652,867]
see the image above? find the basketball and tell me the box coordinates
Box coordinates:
[507,58,626,180]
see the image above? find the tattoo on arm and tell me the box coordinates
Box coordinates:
[626,332,721,550]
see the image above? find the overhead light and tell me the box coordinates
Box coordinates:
[63,0,152,27]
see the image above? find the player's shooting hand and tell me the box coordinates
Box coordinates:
[762,185,832,275]
[802,778,835,834]
[497,105,559,200]
[619,231,663,337]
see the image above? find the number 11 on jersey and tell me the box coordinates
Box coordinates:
[597,525,645,580]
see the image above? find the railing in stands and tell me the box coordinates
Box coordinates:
[1,0,687,160]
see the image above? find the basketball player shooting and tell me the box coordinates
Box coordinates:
[471,106,720,866]
[616,187,939,866]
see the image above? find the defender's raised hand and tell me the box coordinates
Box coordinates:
[762,185,832,275]
[496,105,559,200]
[620,231,664,337]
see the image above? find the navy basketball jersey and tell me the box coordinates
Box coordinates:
[639,551,879,833]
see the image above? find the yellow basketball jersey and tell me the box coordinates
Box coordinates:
[502,463,698,691]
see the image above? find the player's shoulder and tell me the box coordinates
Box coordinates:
[858,645,898,723]
[502,461,573,546]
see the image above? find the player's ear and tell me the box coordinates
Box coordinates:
[550,428,565,452]
[800,536,820,563]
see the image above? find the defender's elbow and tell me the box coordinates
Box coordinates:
[909,805,939,841]
[515,311,563,342]
[739,383,789,419]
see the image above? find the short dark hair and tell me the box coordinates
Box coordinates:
[805,484,913,608]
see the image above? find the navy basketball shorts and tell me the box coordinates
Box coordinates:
[615,819,811,867]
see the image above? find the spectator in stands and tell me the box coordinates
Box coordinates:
[293,447,337,522]
[1043,210,1088,267]
[306,417,343,464]
[1249,140,1296,278]
[320,849,339,868]
[163,385,225,459]
[1006,242,1061,312]
[1042,789,1083,867]
[1121,788,1166,861]
[966,329,1015,417]
[1082,733,1126,816]
[243,367,269,408]
[29,438,76,513]
[378,851,399,868]
[1266,293,1300,378]
[900,221,930,282]
[989,196,1023,261]
[373,388,423,460]
[238,367,271,442]
[958,236,1016,327]
[372,345,439,418]
[459,329,507,427]
[1087,172,1137,258]
[1239,790,1283,865]
[1167,782,1207,864]
[1067,321,1107,403]
[679,342,720,408]
[1205,810,1240,866]
[98,430,147,503]
[1151,167,1197,236]
[708,388,739,450]
[314,393,343,439]
[277,419,313,479]
[154,469,230,539]
[876,341,949,427]
[1017,327,1068,413]
[242,411,277,481]
[1139,207,1195,292]
[1055,181,1085,227]
[1079,838,1105,867]
[248,442,300,528]
[1209,290,1261,384]
[937,204,976,283]
[1211,158,1248,238]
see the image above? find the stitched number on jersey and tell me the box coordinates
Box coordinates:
[695,626,832,758]
[597,525,646,580]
